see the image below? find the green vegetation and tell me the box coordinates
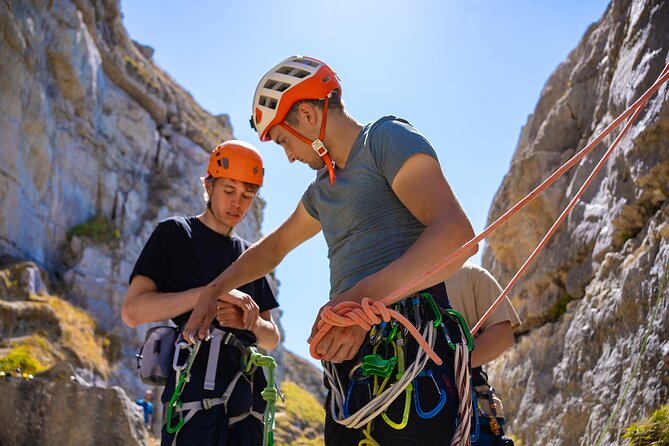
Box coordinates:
[67,215,119,243]
[29,293,110,378]
[275,381,325,446]
[623,404,669,446]
[0,335,60,374]
[547,294,573,323]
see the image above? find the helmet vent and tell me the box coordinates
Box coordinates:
[276,66,311,79]
[264,79,291,92]
[295,58,319,68]
[259,95,278,110]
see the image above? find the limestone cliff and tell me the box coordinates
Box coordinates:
[0,0,325,435]
[482,1,669,445]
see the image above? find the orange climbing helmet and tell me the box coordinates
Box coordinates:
[250,55,342,142]
[206,140,264,187]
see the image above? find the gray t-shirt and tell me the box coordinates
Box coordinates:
[302,115,439,297]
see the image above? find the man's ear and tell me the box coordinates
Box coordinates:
[297,102,319,126]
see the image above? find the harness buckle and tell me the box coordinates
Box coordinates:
[311,139,328,156]
[202,398,216,410]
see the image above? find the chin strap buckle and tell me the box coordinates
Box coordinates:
[311,139,328,157]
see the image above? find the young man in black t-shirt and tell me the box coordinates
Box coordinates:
[122,140,280,446]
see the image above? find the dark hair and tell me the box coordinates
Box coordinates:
[284,91,344,126]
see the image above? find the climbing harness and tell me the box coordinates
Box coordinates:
[164,328,282,446]
[323,293,475,445]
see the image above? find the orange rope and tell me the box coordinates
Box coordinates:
[472,62,669,335]
[309,62,669,362]
[310,297,443,364]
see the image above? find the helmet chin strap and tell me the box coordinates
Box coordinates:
[279,96,336,186]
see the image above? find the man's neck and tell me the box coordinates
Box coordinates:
[324,112,363,169]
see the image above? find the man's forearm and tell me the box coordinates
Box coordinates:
[122,287,203,327]
[351,215,477,304]
[470,322,514,368]
[204,235,284,300]
[252,314,281,350]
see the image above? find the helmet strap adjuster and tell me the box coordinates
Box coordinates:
[311,139,328,157]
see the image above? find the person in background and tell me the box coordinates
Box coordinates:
[135,388,154,430]
[445,261,521,445]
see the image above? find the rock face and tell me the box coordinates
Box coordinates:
[482,1,669,445]
[0,0,278,398]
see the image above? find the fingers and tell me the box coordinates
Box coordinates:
[312,326,367,363]
[216,303,244,329]
[219,290,259,331]
[184,295,218,343]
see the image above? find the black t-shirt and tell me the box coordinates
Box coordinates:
[130,216,279,410]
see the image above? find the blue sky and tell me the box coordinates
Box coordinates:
[121,0,609,366]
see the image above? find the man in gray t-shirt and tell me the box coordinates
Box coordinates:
[186,55,478,446]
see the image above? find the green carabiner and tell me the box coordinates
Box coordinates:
[444,309,474,351]
[165,374,186,433]
[420,292,443,327]
[165,340,200,434]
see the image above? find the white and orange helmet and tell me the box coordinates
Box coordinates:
[250,55,341,142]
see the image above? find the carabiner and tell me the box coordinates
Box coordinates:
[446,309,474,351]
[471,387,480,442]
[411,296,422,329]
[381,383,413,429]
[413,368,447,419]
[420,292,443,327]
[343,377,370,418]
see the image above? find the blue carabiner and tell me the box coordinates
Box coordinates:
[471,387,480,442]
[343,378,370,418]
[412,369,447,419]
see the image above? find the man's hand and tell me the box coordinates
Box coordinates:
[311,325,367,363]
[307,286,371,363]
[184,286,219,342]
[216,301,245,330]
[220,289,259,330]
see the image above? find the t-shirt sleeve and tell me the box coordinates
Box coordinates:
[369,118,439,185]
[129,222,170,288]
[253,275,279,313]
[301,182,320,221]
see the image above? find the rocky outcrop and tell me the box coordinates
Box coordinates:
[482,1,669,445]
[0,259,147,444]
[0,259,111,380]
[0,362,147,446]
